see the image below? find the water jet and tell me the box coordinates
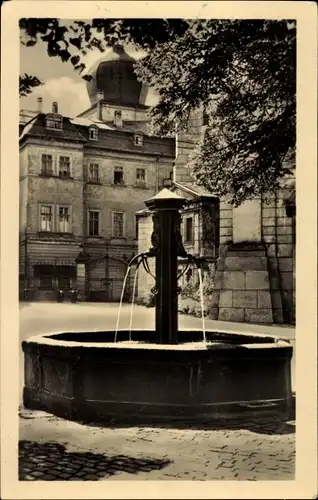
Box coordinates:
[22,189,293,423]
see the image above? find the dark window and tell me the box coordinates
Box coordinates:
[88,164,99,183]
[59,156,71,177]
[134,134,143,146]
[88,210,100,236]
[114,166,124,185]
[41,154,53,176]
[185,217,194,242]
[34,265,54,290]
[58,275,71,290]
[89,127,98,141]
[203,111,209,126]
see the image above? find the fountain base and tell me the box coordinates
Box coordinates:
[22,330,293,423]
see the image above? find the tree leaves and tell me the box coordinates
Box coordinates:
[19,74,43,97]
[19,18,296,205]
[69,37,82,50]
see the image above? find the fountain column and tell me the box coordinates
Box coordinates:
[145,189,187,344]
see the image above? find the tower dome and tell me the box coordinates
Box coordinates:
[85,45,147,107]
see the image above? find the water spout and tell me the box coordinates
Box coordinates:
[114,266,132,343]
[197,267,207,344]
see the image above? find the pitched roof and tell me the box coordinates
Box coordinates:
[19,113,86,143]
[19,113,175,157]
[171,181,218,199]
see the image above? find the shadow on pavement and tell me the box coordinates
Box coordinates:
[19,440,171,481]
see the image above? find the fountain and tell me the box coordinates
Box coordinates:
[22,189,293,423]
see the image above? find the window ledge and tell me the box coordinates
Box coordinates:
[58,175,73,180]
[134,183,148,189]
[86,181,102,185]
[111,183,126,188]
[110,236,127,240]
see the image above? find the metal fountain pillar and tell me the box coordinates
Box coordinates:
[145,189,187,345]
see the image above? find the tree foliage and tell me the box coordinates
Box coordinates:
[19,74,43,97]
[19,18,296,205]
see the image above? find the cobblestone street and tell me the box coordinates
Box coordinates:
[19,407,295,481]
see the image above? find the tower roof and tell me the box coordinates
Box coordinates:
[85,45,148,108]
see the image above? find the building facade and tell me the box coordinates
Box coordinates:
[19,46,174,302]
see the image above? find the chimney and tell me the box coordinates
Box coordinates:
[96,90,104,102]
[96,90,103,121]
[37,97,43,113]
[114,110,123,128]
[52,101,58,114]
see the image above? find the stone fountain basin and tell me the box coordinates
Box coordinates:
[22,329,293,423]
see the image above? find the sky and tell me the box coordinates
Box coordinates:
[19,21,156,117]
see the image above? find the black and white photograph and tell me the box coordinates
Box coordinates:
[1,1,317,499]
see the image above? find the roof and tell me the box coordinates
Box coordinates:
[70,117,115,130]
[19,112,175,157]
[84,45,136,76]
[172,181,217,199]
[19,113,87,143]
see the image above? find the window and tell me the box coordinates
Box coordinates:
[41,154,53,176]
[59,156,71,177]
[46,115,63,130]
[40,275,53,289]
[203,111,209,126]
[40,205,53,232]
[58,275,71,290]
[185,217,194,242]
[114,166,124,185]
[58,206,70,233]
[136,168,146,185]
[89,127,98,141]
[134,133,143,146]
[112,212,125,238]
[34,265,54,290]
[88,210,100,236]
[88,163,99,183]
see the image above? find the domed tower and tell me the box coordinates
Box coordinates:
[86,44,147,108]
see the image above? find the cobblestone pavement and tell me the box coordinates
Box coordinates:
[19,407,295,481]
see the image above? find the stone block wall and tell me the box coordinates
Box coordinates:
[212,245,273,324]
